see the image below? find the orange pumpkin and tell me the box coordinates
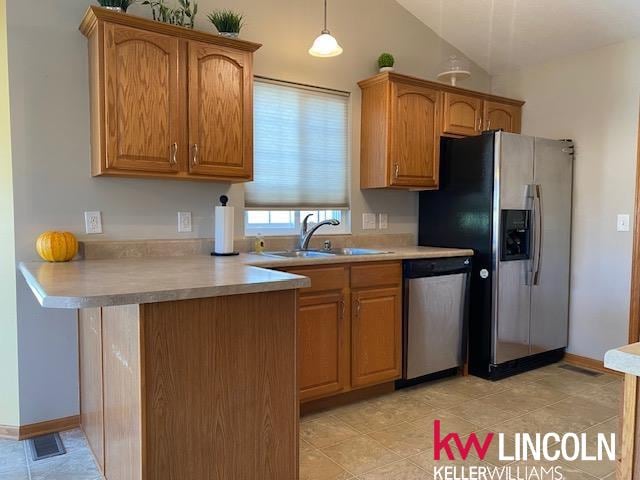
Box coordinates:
[36,231,78,262]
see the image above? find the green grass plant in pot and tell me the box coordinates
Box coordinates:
[378,52,395,73]
[207,9,244,38]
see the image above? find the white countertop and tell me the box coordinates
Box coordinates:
[19,246,473,309]
[604,342,640,376]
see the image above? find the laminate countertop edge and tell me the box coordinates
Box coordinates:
[604,342,640,376]
[18,246,473,309]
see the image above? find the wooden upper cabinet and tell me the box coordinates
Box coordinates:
[442,92,483,136]
[188,42,252,179]
[359,74,441,190]
[80,6,260,182]
[389,81,440,188]
[359,72,524,190]
[104,24,180,174]
[484,100,522,133]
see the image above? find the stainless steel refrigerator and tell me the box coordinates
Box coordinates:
[418,131,573,379]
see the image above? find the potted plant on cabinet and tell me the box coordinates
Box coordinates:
[207,9,244,38]
[98,0,135,12]
[378,53,395,72]
[142,0,198,28]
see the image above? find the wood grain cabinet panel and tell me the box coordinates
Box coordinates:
[104,24,180,174]
[351,287,402,388]
[78,308,104,471]
[390,82,441,188]
[443,92,484,136]
[188,42,253,179]
[298,292,349,401]
[484,100,522,133]
[358,72,524,190]
[80,7,260,182]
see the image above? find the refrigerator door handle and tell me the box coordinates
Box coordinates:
[532,184,543,285]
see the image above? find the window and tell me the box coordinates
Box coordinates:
[245,77,350,236]
[245,209,350,236]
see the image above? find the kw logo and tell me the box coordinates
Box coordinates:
[433,420,494,460]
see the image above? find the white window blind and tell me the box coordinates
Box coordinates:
[245,78,350,209]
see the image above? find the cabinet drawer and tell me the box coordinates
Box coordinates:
[285,265,349,295]
[350,262,401,289]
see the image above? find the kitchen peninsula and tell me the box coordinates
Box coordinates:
[19,246,472,480]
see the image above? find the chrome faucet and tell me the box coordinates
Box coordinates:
[297,214,340,250]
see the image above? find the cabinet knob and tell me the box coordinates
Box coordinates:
[394,163,399,178]
[191,144,199,166]
[170,143,178,166]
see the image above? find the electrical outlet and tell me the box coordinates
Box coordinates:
[362,213,376,230]
[178,212,192,233]
[84,211,102,234]
[378,213,388,230]
[617,214,630,232]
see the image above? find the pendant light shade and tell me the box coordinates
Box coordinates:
[309,0,343,57]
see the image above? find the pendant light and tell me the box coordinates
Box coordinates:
[309,0,343,58]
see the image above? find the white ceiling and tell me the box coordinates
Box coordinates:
[396,0,640,74]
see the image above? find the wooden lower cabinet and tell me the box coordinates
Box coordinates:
[351,286,402,388]
[78,290,298,480]
[298,292,349,400]
[285,261,403,402]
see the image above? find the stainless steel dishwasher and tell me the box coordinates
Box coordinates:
[402,257,472,381]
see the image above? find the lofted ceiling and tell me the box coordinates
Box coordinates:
[396,0,640,74]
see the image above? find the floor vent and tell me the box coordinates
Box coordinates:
[28,432,66,461]
[559,364,602,377]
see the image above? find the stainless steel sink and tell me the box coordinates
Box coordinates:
[325,248,390,256]
[262,250,336,258]
[262,248,390,259]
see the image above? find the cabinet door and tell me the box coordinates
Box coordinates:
[104,23,180,173]
[298,292,350,401]
[484,101,521,133]
[442,92,484,136]
[188,41,252,179]
[351,287,402,388]
[389,81,440,188]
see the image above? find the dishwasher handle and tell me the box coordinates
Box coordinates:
[403,257,472,278]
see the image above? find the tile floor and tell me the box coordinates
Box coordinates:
[0,429,103,480]
[300,363,621,480]
[0,362,621,480]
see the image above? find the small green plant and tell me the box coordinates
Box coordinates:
[377,53,395,69]
[142,0,198,28]
[98,0,135,11]
[207,9,244,34]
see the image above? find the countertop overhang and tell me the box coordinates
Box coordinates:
[19,246,473,309]
[604,342,640,376]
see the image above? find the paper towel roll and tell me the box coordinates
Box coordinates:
[214,205,235,254]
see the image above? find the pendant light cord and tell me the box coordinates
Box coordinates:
[323,0,329,34]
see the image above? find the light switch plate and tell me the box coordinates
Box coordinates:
[84,211,102,234]
[378,213,388,230]
[362,213,376,230]
[178,212,192,233]
[617,214,631,232]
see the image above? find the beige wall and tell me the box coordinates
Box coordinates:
[0,0,19,427]
[492,39,639,361]
[6,0,489,422]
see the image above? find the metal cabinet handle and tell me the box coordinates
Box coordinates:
[487,119,491,130]
[170,142,178,165]
[340,299,345,320]
[394,163,399,178]
[191,144,199,166]
[355,298,361,317]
